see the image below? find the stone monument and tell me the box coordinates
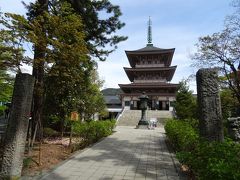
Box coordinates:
[0,73,34,179]
[137,92,149,129]
[196,68,224,142]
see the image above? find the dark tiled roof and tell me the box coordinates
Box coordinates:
[136,45,165,51]
[125,45,175,53]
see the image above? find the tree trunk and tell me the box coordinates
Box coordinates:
[0,73,34,179]
[31,0,48,143]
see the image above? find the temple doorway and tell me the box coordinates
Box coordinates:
[158,101,169,110]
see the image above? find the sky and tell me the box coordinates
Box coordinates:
[0,0,236,92]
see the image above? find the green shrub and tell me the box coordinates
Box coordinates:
[43,127,59,138]
[165,118,240,180]
[23,157,32,168]
[164,119,199,152]
[0,106,6,116]
[177,139,240,180]
[73,120,116,147]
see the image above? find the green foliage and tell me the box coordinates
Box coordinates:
[0,12,30,73]
[67,0,127,61]
[43,127,59,138]
[0,70,14,103]
[0,105,5,116]
[24,0,127,61]
[175,80,198,119]
[220,88,238,119]
[177,140,240,180]
[165,119,240,180]
[73,120,115,147]
[77,72,107,119]
[165,119,199,152]
[23,157,32,168]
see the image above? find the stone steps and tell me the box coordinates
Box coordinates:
[117,110,173,126]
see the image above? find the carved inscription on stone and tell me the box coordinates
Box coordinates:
[196,68,224,141]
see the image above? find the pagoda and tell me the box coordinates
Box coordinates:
[118,18,179,111]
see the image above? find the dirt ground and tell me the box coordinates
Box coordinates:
[22,138,73,177]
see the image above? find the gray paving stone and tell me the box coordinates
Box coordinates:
[39,126,181,180]
[112,175,125,180]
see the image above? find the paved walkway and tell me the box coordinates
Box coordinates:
[40,126,181,180]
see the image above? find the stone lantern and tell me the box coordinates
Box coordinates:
[137,92,149,128]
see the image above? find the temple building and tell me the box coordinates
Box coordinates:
[118,18,179,111]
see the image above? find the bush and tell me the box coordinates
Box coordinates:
[73,120,116,147]
[0,106,6,116]
[23,157,32,168]
[165,118,240,180]
[164,119,199,152]
[177,139,240,180]
[43,127,59,138]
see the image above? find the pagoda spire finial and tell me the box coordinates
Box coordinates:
[147,16,153,46]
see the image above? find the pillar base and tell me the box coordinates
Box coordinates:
[137,120,149,129]
[137,125,149,129]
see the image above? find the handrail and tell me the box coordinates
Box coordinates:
[116,107,125,122]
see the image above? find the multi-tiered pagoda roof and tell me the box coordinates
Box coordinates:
[119,18,178,98]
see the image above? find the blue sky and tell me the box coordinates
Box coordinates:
[0,0,235,92]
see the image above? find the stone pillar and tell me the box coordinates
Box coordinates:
[228,117,240,141]
[196,68,224,142]
[0,73,34,179]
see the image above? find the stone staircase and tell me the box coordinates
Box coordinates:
[117,109,173,126]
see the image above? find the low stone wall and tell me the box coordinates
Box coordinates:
[228,117,240,141]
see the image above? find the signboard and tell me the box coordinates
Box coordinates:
[70,111,79,121]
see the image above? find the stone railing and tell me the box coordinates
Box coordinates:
[228,117,240,141]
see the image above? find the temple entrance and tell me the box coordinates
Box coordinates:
[159,101,163,110]
[129,100,170,111]
[130,100,139,110]
[158,101,169,110]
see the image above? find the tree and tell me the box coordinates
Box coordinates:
[22,0,127,129]
[68,0,128,61]
[76,69,107,120]
[0,12,31,73]
[175,80,198,120]
[0,1,89,140]
[192,1,240,113]
[0,70,13,103]
[220,88,238,119]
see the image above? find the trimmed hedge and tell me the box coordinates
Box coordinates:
[73,120,115,146]
[165,119,240,180]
